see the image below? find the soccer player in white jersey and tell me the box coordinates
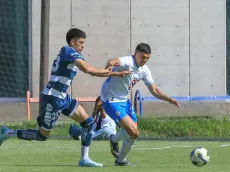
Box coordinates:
[101,43,180,166]
[0,28,131,167]
[69,96,116,140]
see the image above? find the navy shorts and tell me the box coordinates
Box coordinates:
[38,94,78,130]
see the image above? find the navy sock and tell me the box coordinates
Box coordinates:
[80,117,94,147]
[17,129,47,141]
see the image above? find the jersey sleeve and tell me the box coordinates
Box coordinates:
[142,67,154,86]
[66,52,85,62]
[119,56,132,67]
[62,47,85,63]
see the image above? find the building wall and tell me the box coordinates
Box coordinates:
[31,0,226,98]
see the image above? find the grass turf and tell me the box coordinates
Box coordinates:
[0,139,230,172]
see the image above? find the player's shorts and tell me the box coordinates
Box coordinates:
[102,100,137,124]
[37,93,78,130]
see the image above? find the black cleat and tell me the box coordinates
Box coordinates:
[109,135,120,158]
[115,159,136,166]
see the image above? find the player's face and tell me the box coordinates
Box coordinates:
[70,38,85,53]
[134,51,150,67]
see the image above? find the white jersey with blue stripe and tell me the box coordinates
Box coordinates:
[101,55,154,102]
[43,46,84,99]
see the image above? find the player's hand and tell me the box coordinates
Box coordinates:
[106,65,113,72]
[116,71,133,77]
[105,60,113,69]
[168,98,180,108]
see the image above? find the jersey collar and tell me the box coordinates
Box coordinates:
[132,55,139,69]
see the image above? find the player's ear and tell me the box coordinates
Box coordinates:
[70,39,75,46]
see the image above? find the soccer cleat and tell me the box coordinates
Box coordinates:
[78,157,103,167]
[115,159,136,166]
[109,135,120,158]
[0,126,9,146]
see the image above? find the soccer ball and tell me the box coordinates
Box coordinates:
[190,147,210,167]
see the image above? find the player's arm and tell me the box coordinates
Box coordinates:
[147,84,180,108]
[142,67,179,108]
[105,58,121,69]
[74,59,132,77]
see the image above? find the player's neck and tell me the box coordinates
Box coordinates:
[132,55,139,68]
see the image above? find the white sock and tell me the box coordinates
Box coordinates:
[111,128,128,143]
[117,138,136,162]
[81,146,89,159]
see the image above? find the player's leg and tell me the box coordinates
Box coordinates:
[0,123,50,145]
[92,127,115,140]
[116,100,138,166]
[102,100,138,166]
[114,116,138,166]
[0,95,59,145]
[62,97,102,167]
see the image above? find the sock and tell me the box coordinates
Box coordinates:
[111,128,128,143]
[80,117,94,159]
[117,138,136,162]
[81,146,89,159]
[16,129,47,141]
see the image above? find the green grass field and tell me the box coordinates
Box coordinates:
[0,139,230,172]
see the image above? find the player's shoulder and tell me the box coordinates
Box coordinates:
[119,55,133,66]
[119,55,133,60]
[140,64,151,73]
[63,46,80,56]
[62,46,85,60]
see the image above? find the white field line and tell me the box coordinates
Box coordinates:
[220,144,230,147]
[134,146,193,150]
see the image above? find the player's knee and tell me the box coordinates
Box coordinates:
[103,128,111,134]
[131,129,139,139]
[128,127,139,139]
[80,117,94,129]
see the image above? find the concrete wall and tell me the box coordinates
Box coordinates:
[31,0,226,98]
[190,0,226,95]
[131,0,190,96]
[31,0,41,98]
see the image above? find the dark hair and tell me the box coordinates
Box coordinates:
[92,96,102,118]
[135,43,151,54]
[94,96,101,107]
[66,28,86,44]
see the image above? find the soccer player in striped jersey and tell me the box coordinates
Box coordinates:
[0,28,132,167]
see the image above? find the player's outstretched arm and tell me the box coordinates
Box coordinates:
[74,59,132,77]
[147,84,180,108]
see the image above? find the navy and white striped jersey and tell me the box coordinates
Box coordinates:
[42,46,84,99]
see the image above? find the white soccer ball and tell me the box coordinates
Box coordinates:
[190,147,210,167]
